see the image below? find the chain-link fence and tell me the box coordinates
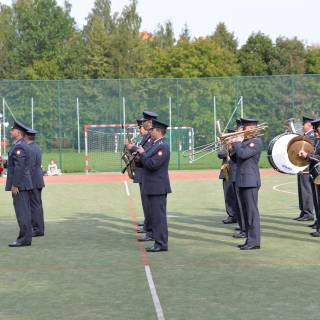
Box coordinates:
[0,74,319,172]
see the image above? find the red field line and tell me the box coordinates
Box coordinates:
[0,169,280,185]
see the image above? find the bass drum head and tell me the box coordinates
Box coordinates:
[268,133,308,174]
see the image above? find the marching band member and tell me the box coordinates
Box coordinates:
[294,116,315,222]
[137,119,171,252]
[298,119,320,237]
[126,111,158,242]
[231,118,262,250]
[218,128,239,225]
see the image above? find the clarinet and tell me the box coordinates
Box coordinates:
[121,132,151,174]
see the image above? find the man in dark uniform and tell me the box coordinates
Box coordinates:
[137,119,171,252]
[232,118,262,250]
[24,127,45,237]
[229,120,246,238]
[294,116,315,221]
[127,111,158,241]
[218,128,238,225]
[298,119,320,237]
[6,120,33,247]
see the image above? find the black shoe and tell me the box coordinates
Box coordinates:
[136,227,146,234]
[234,226,241,231]
[233,231,246,238]
[137,222,144,227]
[32,232,44,237]
[137,234,154,242]
[240,245,260,250]
[310,231,320,237]
[223,217,237,224]
[297,215,314,222]
[146,244,168,252]
[237,243,247,248]
[293,215,303,220]
[8,241,31,247]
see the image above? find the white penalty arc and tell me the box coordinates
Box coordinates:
[272,181,297,195]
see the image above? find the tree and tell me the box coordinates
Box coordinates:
[0,4,16,78]
[150,36,240,78]
[12,0,75,67]
[270,37,306,74]
[153,21,175,48]
[179,23,191,42]
[211,22,238,53]
[306,46,320,74]
[238,32,274,76]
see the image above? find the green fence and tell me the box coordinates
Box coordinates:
[0,74,319,172]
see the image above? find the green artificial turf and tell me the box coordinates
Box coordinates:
[0,173,319,320]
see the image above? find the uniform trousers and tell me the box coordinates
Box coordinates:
[297,173,314,217]
[310,181,320,230]
[223,179,238,220]
[233,183,245,232]
[148,194,168,249]
[139,183,152,235]
[13,191,32,244]
[30,188,45,234]
[239,187,260,247]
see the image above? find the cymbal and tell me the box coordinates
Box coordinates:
[287,136,314,167]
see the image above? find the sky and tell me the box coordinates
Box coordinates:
[1,0,319,46]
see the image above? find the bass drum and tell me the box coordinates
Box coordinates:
[268,133,308,174]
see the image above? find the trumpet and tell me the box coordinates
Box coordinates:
[183,123,268,163]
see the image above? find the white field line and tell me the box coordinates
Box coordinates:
[145,265,165,320]
[272,181,297,195]
[123,181,166,320]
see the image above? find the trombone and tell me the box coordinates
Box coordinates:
[183,122,268,163]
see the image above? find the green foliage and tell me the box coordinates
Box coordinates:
[270,37,306,75]
[210,22,238,53]
[306,46,320,74]
[238,32,274,76]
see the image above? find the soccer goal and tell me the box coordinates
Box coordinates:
[84,124,194,174]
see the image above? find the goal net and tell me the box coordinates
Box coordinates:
[84,124,194,174]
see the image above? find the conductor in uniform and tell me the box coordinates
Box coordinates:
[127,111,158,241]
[6,120,33,247]
[137,119,171,252]
[231,118,262,250]
[294,116,315,222]
[24,127,45,237]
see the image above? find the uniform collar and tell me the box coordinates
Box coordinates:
[14,138,24,145]
[153,137,163,144]
[305,129,314,135]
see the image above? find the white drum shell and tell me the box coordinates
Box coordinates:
[268,133,308,174]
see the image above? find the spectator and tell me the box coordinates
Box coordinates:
[47,159,62,176]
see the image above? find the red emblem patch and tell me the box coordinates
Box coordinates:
[158,150,163,156]
[249,143,255,148]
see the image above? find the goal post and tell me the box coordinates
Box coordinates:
[84,124,194,174]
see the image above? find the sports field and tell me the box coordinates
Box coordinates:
[0,170,320,320]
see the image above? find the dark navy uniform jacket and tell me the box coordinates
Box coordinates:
[5,138,33,191]
[28,141,45,189]
[305,129,315,141]
[306,138,320,170]
[140,138,171,195]
[130,131,153,184]
[217,150,237,182]
[231,137,262,188]
[301,130,315,173]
